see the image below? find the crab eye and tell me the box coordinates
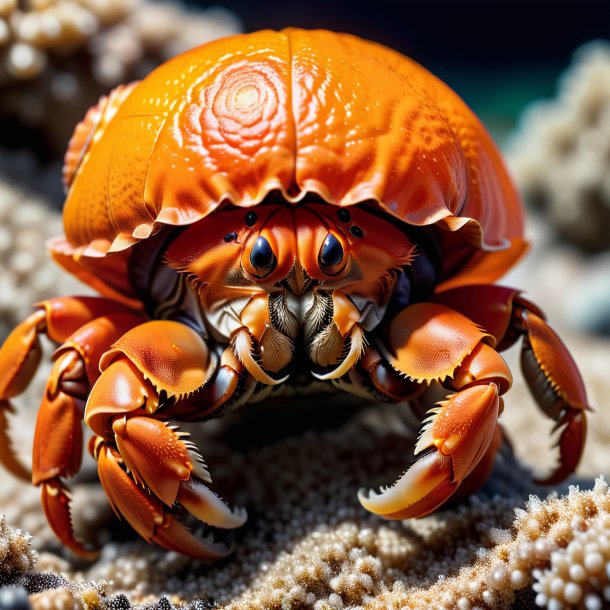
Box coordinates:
[245,211,258,227]
[337,209,351,223]
[319,232,344,272]
[250,236,276,277]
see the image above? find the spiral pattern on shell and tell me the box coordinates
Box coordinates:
[189,62,286,160]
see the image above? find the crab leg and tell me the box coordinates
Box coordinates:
[0,297,140,480]
[515,298,589,484]
[85,320,246,558]
[357,346,425,401]
[359,303,511,519]
[32,313,144,557]
[432,286,590,484]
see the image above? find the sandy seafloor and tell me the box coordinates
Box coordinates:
[0,187,609,610]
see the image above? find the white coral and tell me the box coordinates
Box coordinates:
[532,481,610,609]
[508,42,610,253]
[0,516,36,579]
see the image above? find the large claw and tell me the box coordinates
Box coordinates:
[359,383,500,519]
[431,286,590,485]
[85,320,247,556]
[108,415,246,530]
[111,416,247,530]
[358,451,455,520]
[362,301,511,520]
[96,444,233,559]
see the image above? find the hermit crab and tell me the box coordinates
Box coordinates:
[0,29,589,559]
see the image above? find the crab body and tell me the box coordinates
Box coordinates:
[0,29,589,558]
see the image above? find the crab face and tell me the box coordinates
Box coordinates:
[0,29,590,560]
[162,202,415,377]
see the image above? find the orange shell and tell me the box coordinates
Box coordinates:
[57,29,524,299]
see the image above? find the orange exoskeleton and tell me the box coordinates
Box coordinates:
[0,29,589,558]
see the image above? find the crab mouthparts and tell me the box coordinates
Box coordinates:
[282,261,313,295]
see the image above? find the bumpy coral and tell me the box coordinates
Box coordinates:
[5,425,610,610]
[508,42,610,253]
[0,0,129,81]
[532,504,610,609]
[0,517,128,609]
[0,517,35,582]
[0,0,240,152]
[372,478,610,609]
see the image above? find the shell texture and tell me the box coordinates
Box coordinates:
[62,29,523,266]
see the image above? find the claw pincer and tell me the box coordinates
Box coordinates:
[435,287,590,484]
[85,321,246,558]
[359,303,512,519]
[515,299,589,485]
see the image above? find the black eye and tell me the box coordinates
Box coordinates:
[245,211,258,227]
[319,233,344,271]
[250,236,276,276]
[337,209,351,223]
[350,226,364,238]
[224,232,238,243]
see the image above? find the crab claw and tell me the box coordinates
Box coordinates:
[41,480,99,559]
[109,415,246,530]
[84,320,247,555]
[535,410,587,486]
[359,383,500,519]
[96,444,233,559]
[518,305,590,484]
